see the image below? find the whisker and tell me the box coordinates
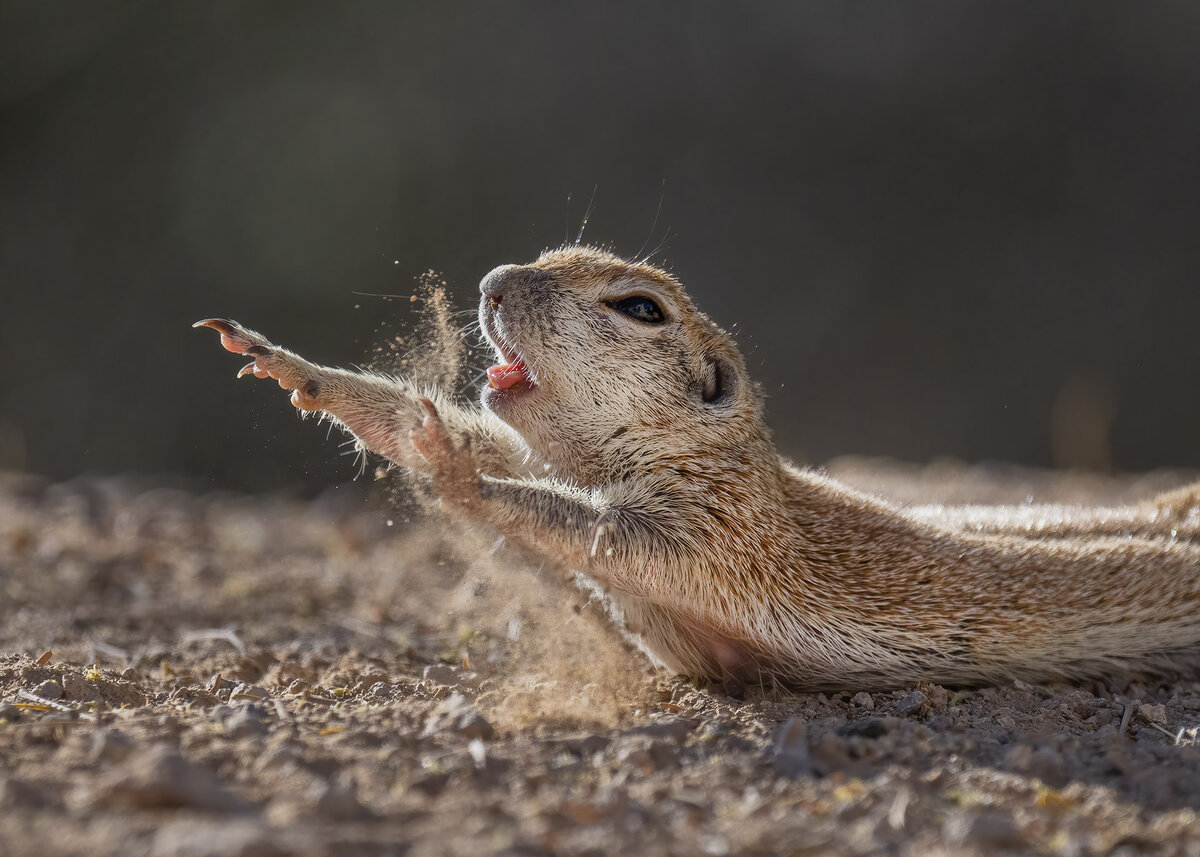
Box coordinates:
[351,290,408,299]
[635,180,667,262]
[641,227,675,266]
[576,184,598,245]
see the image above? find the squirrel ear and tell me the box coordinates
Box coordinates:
[700,354,734,405]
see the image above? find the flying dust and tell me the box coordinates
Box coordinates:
[356,271,652,731]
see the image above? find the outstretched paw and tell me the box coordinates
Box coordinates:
[193,318,326,411]
[409,398,482,511]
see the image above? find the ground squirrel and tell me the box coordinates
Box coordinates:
[196,247,1200,691]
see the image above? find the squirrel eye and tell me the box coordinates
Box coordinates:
[607,295,665,324]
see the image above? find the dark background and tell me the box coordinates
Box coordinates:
[4,1,1200,493]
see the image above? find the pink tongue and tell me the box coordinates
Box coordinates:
[486,360,529,390]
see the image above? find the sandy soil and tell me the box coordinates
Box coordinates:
[2,463,1199,857]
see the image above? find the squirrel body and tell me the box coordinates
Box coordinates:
[197,247,1200,690]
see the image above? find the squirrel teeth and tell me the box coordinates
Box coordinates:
[486,360,530,390]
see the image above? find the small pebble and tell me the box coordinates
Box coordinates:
[422,664,462,687]
[0,777,49,808]
[91,729,135,764]
[422,693,494,740]
[895,690,928,716]
[221,707,270,739]
[1138,703,1168,725]
[62,672,101,702]
[32,680,64,701]
[230,683,269,701]
[927,713,954,730]
[563,734,611,756]
[311,781,373,821]
[205,673,235,694]
[808,731,851,776]
[850,692,874,710]
[772,718,810,777]
[615,738,679,772]
[839,717,893,739]
[94,745,250,812]
[152,819,286,857]
[945,810,1023,848]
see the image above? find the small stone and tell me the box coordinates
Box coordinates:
[0,776,49,808]
[61,672,101,702]
[468,738,487,768]
[921,683,950,709]
[563,734,611,756]
[205,673,235,694]
[945,810,1023,848]
[421,664,462,687]
[615,738,679,772]
[1027,747,1067,787]
[423,693,494,740]
[311,781,373,821]
[221,706,270,739]
[95,745,250,812]
[633,717,696,743]
[772,718,810,777]
[410,771,449,796]
[839,717,894,739]
[230,683,269,701]
[1004,744,1033,769]
[927,713,954,730]
[614,746,655,773]
[254,744,299,773]
[91,729,135,763]
[152,819,286,857]
[808,732,851,776]
[850,692,874,710]
[32,680,64,701]
[1138,703,1168,725]
[895,690,928,716]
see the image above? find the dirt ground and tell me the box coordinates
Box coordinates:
[2,461,1200,857]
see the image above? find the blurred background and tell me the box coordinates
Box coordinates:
[3,1,1200,493]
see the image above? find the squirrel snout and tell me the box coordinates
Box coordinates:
[480,264,554,305]
[480,264,519,300]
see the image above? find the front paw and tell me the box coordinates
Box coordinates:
[409,398,482,511]
[193,318,326,412]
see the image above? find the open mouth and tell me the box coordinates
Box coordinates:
[486,357,532,390]
[482,300,536,393]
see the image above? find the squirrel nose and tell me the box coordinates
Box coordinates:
[480,264,519,301]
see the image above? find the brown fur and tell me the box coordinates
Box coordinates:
[196,247,1200,691]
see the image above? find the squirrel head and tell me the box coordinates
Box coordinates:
[477,246,766,482]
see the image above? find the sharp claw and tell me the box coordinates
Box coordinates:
[419,397,439,420]
[194,318,275,355]
[193,318,235,334]
[236,361,256,378]
[195,318,251,355]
